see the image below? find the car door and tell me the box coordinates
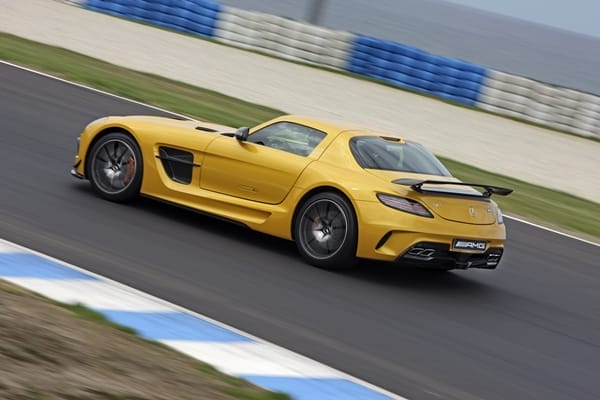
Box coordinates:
[200,122,326,204]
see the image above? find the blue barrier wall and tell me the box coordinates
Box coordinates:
[85,0,222,38]
[347,35,488,106]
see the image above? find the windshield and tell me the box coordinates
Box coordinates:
[350,136,451,176]
[248,121,326,156]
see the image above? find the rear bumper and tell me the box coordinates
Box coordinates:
[397,242,503,270]
[354,200,506,268]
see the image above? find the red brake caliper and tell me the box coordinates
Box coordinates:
[123,156,135,185]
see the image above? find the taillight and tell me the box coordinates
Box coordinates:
[376,194,433,218]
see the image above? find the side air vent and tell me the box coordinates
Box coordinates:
[157,147,195,184]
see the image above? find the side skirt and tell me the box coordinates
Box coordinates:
[139,193,251,230]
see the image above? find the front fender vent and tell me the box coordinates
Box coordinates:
[157,147,195,184]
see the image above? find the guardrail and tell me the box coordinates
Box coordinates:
[85,0,221,38]
[479,70,600,138]
[214,7,353,70]
[347,35,487,107]
[83,0,600,139]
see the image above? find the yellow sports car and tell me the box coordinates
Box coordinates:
[71,115,512,270]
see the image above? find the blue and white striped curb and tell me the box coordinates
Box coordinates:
[0,239,404,400]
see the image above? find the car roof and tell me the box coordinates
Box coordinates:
[269,115,363,133]
[271,115,407,141]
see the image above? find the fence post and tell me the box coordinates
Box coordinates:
[306,0,327,25]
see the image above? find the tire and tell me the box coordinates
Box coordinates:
[294,192,358,269]
[87,132,142,202]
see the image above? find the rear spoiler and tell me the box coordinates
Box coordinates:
[393,178,513,198]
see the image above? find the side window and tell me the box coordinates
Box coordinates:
[247,122,326,156]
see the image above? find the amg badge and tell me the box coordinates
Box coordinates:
[453,239,487,251]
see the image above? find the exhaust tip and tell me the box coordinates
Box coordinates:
[406,247,436,260]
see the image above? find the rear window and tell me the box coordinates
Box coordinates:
[350,136,451,176]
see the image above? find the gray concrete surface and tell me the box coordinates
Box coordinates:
[1,63,599,400]
[1,0,599,202]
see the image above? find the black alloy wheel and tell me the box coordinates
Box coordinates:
[294,192,358,269]
[88,132,143,202]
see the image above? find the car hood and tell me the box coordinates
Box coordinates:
[366,169,497,225]
[106,115,235,134]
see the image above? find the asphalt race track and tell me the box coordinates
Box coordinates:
[2,63,599,400]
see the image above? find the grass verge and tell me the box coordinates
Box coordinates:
[0,33,281,127]
[1,33,598,240]
[59,302,138,335]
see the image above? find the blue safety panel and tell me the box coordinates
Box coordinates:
[83,0,221,38]
[99,310,254,342]
[347,34,489,106]
[242,376,392,400]
[0,253,98,280]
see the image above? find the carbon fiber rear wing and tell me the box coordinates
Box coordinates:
[393,178,513,198]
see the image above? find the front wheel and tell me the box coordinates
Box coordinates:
[294,192,358,269]
[87,132,142,202]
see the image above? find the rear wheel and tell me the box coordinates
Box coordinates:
[88,132,142,202]
[294,192,358,269]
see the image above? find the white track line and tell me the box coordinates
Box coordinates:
[504,215,599,247]
[2,59,597,249]
[1,60,192,120]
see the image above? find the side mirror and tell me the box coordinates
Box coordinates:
[235,127,249,141]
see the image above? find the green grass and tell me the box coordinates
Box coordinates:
[0,33,282,127]
[1,33,598,240]
[191,361,292,400]
[58,302,138,335]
